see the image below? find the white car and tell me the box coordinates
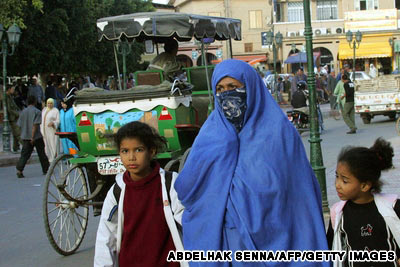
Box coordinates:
[350,71,372,81]
[264,74,293,91]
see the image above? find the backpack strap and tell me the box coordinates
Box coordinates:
[164,170,173,205]
[113,182,121,202]
[107,183,121,222]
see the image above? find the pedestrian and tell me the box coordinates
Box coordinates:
[94,121,185,267]
[275,76,284,104]
[341,74,357,134]
[60,89,78,155]
[82,76,95,88]
[27,77,44,110]
[334,74,345,112]
[369,63,378,78]
[45,80,63,109]
[327,138,400,267]
[291,67,307,96]
[13,79,27,110]
[16,95,49,178]
[283,75,291,100]
[174,59,329,267]
[40,98,60,163]
[315,73,325,101]
[6,84,22,152]
[327,70,338,111]
[291,81,309,115]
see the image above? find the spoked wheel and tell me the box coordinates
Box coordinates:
[396,116,400,136]
[43,154,89,255]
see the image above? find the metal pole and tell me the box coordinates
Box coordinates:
[228,39,233,59]
[353,40,356,81]
[202,42,213,115]
[396,51,399,71]
[273,42,278,101]
[2,39,11,152]
[113,43,122,90]
[224,0,232,59]
[303,0,328,213]
[122,44,127,90]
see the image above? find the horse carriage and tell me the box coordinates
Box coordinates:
[42,12,241,255]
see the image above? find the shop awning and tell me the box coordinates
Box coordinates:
[284,52,320,64]
[338,33,392,60]
[233,55,267,62]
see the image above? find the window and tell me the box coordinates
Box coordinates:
[287,2,304,22]
[355,0,378,10]
[317,0,338,20]
[249,10,262,29]
[396,0,400,9]
[275,3,283,22]
[244,43,253,53]
[208,12,221,17]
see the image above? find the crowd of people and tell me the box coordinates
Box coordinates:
[260,63,358,135]
[4,77,82,178]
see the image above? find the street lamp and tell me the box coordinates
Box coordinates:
[1,23,21,152]
[265,30,283,101]
[115,40,132,90]
[302,1,329,213]
[346,30,362,81]
[389,38,399,72]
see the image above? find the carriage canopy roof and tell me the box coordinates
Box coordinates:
[96,12,241,42]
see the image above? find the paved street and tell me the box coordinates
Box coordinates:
[0,105,399,266]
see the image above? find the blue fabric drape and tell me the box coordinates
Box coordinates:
[60,108,78,154]
[175,59,329,266]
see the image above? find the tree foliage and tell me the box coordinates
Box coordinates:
[6,0,154,77]
[0,0,43,28]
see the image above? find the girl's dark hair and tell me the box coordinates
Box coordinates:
[114,121,167,154]
[337,138,394,193]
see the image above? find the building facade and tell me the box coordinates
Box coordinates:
[276,0,400,74]
[168,0,400,73]
[170,0,274,66]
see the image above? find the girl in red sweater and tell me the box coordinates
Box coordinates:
[94,121,186,267]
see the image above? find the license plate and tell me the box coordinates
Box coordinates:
[370,105,387,111]
[97,157,126,175]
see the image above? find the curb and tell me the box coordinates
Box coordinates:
[0,152,39,168]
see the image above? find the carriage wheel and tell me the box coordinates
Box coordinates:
[43,154,89,255]
[396,116,400,136]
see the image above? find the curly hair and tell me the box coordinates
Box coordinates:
[337,138,394,193]
[114,121,167,154]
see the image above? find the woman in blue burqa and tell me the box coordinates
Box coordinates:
[175,59,329,266]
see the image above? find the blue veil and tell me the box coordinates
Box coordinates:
[175,60,328,266]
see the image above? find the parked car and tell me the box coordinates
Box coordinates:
[350,71,372,81]
[264,73,293,92]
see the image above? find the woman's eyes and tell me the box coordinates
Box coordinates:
[217,85,239,92]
